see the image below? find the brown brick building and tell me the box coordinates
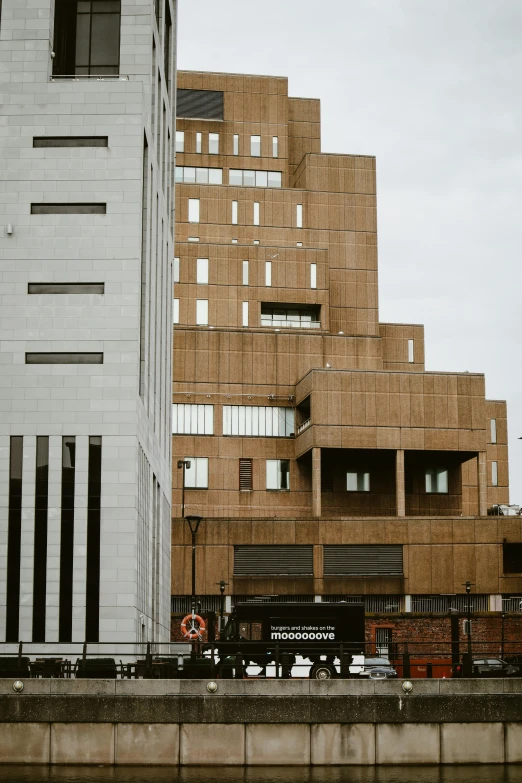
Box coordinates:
[171,70,521,646]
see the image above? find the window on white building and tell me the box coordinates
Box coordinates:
[266,459,290,490]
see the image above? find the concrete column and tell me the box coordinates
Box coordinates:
[396,449,405,517]
[312,447,321,518]
[478,451,488,517]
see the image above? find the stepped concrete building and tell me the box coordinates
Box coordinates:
[172,71,520,643]
[0,0,176,649]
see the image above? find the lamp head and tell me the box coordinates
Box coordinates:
[185,515,202,534]
[177,459,191,469]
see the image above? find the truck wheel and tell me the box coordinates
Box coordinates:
[310,664,336,680]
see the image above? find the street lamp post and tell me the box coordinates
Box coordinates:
[217,579,229,635]
[462,580,475,676]
[185,515,202,614]
[177,460,191,518]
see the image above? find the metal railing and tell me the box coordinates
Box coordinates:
[297,418,311,434]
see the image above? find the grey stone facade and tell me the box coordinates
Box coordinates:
[0,0,176,648]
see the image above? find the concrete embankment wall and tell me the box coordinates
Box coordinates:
[1,678,522,766]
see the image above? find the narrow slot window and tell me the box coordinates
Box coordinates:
[490,419,497,444]
[242,301,249,327]
[33,136,108,147]
[272,136,278,158]
[188,198,200,223]
[209,133,219,154]
[59,436,76,643]
[196,132,202,153]
[242,261,249,286]
[6,436,23,642]
[492,461,498,487]
[265,261,272,287]
[85,436,102,642]
[173,257,180,283]
[26,352,103,364]
[239,459,253,491]
[173,298,179,324]
[253,202,260,226]
[232,201,238,225]
[31,203,106,214]
[251,135,261,157]
[310,263,317,289]
[296,204,303,228]
[408,339,414,363]
[233,134,239,155]
[196,299,208,325]
[28,283,104,294]
[196,258,209,285]
[175,131,184,152]
[32,436,49,643]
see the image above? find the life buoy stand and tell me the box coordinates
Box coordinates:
[181,613,206,640]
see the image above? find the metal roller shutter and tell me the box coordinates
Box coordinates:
[234,545,313,576]
[176,89,224,120]
[323,545,403,576]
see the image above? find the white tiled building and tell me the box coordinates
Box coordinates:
[0,0,176,651]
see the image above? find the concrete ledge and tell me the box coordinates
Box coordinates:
[246,724,310,765]
[51,723,114,765]
[311,723,375,765]
[0,723,50,764]
[116,723,179,765]
[440,722,505,764]
[181,724,244,765]
[376,723,439,764]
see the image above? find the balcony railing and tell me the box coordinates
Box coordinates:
[297,418,311,434]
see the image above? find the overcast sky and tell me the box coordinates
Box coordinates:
[178,0,522,503]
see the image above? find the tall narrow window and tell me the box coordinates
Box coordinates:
[310,263,317,289]
[32,436,49,643]
[242,260,249,286]
[242,301,249,327]
[253,202,260,226]
[492,461,498,487]
[85,437,102,642]
[209,133,219,154]
[490,419,497,444]
[188,198,200,223]
[5,436,23,642]
[196,132,202,153]
[233,134,239,155]
[175,131,184,152]
[239,459,253,491]
[59,436,76,643]
[251,135,261,157]
[53,0,121,77]
[232,201,238,225]
[296,204,303,228]
[173,298,179,324]
[196,258,209,284]
[196,299,208,325]
[265,261,272,287]
[408,339,414,363]
[272,136,278,158]
[173,257,180,283]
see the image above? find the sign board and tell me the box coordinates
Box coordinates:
[269,617,338,641]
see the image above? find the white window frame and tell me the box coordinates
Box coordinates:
[196,132,202,153]
[490,419,497,444]
[184,457,209,489]
[175,131,184,153]
[296,204,303,228]
[209,132,219,154]
[408,339,414,363]
[266,459,290,490]
[425,468,449,494]
[310,263,317,289]
[272,136,278,158]
[492,461,498,487]
[233,134,239,155]
[196,299,208,325]
[251,135,261,157]
[253,202,260,226]
[232,200,238,225]
[242,261,249,286]
[173,298,179,324]
[172,404,213,435]
[196,258,208,285]
[188,198,200,223]
[346,472,370,492]
[265,261,272,287]
[224,406,295,437]
[242,301,249,327]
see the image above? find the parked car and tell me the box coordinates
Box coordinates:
[357,656,397,679]
[453,658,519,678]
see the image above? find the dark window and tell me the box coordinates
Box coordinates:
[53,0,121,77]
[28,283,104,294]
[86,436,102,642]
[32,437,49,643]
[323,545,404,576]
[5,437,23,643]
[261,304,321,329]
[31,203,106,214]
[239,458,253,491]
[164,1,171,91]
[33,136,108,147]
[176,89,224,120]
[503,544,522,574]
[59,437,76,643]
[26,353,103,364]
[234,545,313,576]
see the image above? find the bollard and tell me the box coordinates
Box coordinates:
[234,652,243,679]
[426,661,433,679]
[281,651,291,679]
[402,650,411,679]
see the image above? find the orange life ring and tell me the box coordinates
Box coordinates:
[181,613,206,640]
